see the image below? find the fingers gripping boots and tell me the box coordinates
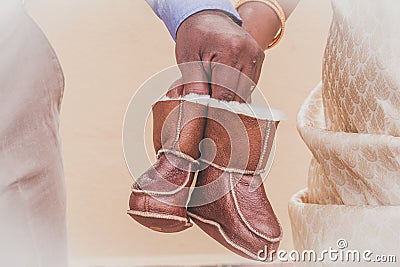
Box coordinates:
[187,100,283,260]
[128,94,209,233]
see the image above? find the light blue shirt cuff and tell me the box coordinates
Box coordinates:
[146,0,242,40]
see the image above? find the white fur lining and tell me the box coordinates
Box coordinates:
[157,93,210,104]
[157,93,286,121]
[207,97,286,121]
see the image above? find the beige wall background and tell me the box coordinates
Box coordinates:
[26,0,332,266]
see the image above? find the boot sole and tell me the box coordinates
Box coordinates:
[128,210,192,233]
[187,211,261,260]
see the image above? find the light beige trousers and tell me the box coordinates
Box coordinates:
[0,1,67,266]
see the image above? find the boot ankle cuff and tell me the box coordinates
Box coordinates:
[157,148,200,166]
[199,158,266,175]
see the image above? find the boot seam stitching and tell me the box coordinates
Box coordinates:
[157,149,199,165]
[199,158,265,175]
[128,210,189,223]
[187,211,259,259]
[229,173,283,242]
[257,120,273,172]
[171,99,184,150]
[131,163,192,196]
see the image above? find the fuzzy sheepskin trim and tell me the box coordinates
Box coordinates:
[156,93,286,121]
[207,97,286,121]
[157,93,210,105]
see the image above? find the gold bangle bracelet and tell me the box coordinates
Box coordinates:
[235,0,286,50]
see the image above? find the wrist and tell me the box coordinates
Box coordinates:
[181,9,241,27]
[177,10,241,39]
[237,2,281,49]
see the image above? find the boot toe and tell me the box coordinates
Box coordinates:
[129,191,191,233]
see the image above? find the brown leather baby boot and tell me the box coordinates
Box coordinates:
[187,100,283,260]
[128,93,209,233]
